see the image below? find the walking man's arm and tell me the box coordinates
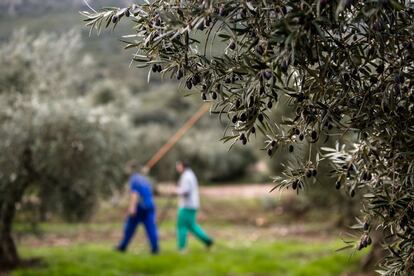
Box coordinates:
[128,192,138,217]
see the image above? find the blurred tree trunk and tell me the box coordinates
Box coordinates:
[0,199,19,269]
[0,148,37,269]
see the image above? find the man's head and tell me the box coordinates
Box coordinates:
[124,159,145,176]
[176,160,189,174]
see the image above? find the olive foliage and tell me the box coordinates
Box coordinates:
[84,0,414,273]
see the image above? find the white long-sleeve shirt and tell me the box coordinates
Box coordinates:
[177,169,200,209]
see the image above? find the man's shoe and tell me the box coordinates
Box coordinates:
[206,239,214,250]
[114,246,126,253]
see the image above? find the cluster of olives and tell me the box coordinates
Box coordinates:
[239,133,247,145]
[111,5,150,23]
[111,7,132,23]
[151,64,162,73]
[357,233,372,251]
[291,179,304,190]
[305,168,317,178]
[267,140,278,156]
[291,127,319,143]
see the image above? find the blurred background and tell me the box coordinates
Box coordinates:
[0,1,371,275]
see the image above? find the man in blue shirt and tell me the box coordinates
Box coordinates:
[116,161,159,254]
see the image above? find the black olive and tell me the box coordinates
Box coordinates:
[258,113,264,122]
[229,41,236,50]
[262,70,272,80]
[240,113,247,122]
[267,101,273,109]
[288,145,294,152]
[311,130,318,140]
[201,93,207,101]
[394,73,404,84]
[376,64,384,74]
[271,140,276,147]
[151,64,158,72]
[363,222,369,231]
[240,133,247,145]
[157,65,162,72]
[299,133,304,141]
[219,6,227,16]
[192,75,200,85]
[186,79,193,89]
[235,99,241,109]
[297,93,305,102]
[212,92,218,100]
[205,16,211,27]
[232,115,238,124]
[306,170,312,178]
[280,61,289,73]
[124,9,130,17]
[176,69,183,80]
[335,181,341,190]
[312,169,317,177]
[350,189,355,197]
[251,126,256,134]
[294,128,301,135]
[155,18,161,26]
[343,73,350,81]
[367,47,375,56]
[362,172,368,181]
[267,148,273,156]
[255,45,264,55]
[240,9,247,19]
[112,15,119,23]
[292,180,298,190]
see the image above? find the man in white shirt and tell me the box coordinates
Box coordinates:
[176,160,214,251]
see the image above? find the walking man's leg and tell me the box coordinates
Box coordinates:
[143,208,159,254]
[187,209,213,247]
[117,214,140,251]
[177,208,189,251]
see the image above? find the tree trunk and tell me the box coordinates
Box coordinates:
[0,200,19,269]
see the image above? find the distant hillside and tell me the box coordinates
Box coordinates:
[0,0,134,16]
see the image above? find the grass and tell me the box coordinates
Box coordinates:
[10,187,366,275]
[13,239,364,276]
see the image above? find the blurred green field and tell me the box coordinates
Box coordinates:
[10,185,367,276]
[13,231,364,276]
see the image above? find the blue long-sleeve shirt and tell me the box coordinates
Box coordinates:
[130,173,155,210]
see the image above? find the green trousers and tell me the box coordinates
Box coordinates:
[177,208,212,250]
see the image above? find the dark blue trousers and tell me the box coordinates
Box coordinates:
[118,206,159,254]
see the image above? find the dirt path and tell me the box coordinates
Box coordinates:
[158,182,292,199]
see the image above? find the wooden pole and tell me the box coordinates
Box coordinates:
[142,102,211,173]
